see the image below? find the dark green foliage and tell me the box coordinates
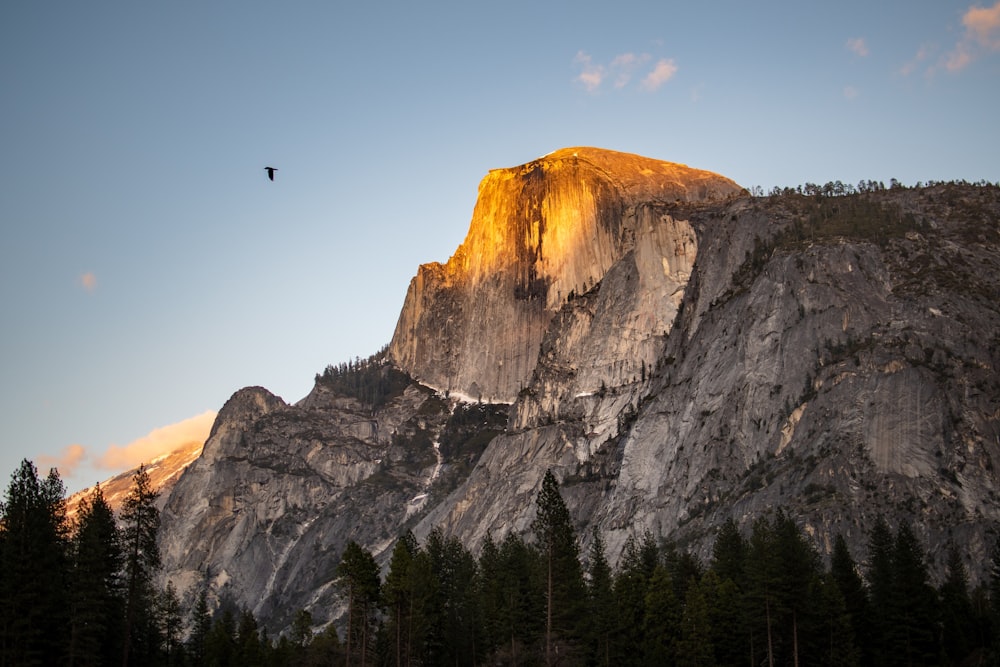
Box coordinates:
[5,450,1000,667]
[532,470,587,664]
[0,460,71,666]
[939,543,973,665]
[316,350,412,411]
[68,483,124,667]
[337,540,381,666]
[120,464,162,666]
[585,527,615,666]
[830,533,871,664]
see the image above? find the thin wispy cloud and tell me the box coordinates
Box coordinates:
[79,271,97,293]
[843,85,860,100]
[575,51,678,93]
[846,37,870,57]
[37,443,87,477]
[574,51,604,92]
[933,1,1000,73]
[96,411,215,471]
[641,59,679,91]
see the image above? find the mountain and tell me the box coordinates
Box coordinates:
[151,147,999,633]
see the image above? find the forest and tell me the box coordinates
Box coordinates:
[2,459,999,667]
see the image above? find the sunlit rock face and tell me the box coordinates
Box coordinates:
[387,147,742,403]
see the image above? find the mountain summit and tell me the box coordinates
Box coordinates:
[388,147,742,402]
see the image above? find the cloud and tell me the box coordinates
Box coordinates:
[843,85,860,100]
[96,411,216,472]
[574,51,604,92]
[37,444,87,477]
[575,51,677,93]
[900,44,933,76]
[846,37,870,57]
[641,58,679,91]
[79,271,97,293]
[944,1,1000,72]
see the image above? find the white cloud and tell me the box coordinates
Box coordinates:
[843,85,860,100]
[943,1,1000,72]
[575,51,676,93]
[574,51,604,92]
[641,58,679,91]
[96,411,216,472]
[846,37,870,57]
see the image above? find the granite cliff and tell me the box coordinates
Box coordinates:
[154,148,1000,632]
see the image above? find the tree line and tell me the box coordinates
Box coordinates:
[3,460,1000,666]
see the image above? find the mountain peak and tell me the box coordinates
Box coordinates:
[388,148,741,402]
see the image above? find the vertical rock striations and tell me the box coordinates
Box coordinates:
[387,147,742,402]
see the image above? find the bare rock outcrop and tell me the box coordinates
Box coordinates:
[387,147,742,402]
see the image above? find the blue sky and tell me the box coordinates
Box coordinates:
[2,1,998,495]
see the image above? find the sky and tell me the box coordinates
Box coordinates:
[2,1,998,496]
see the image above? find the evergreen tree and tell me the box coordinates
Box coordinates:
[68,483,124,667]
[586,527,615,666]
[0,459,70,666]
[204,607,237,667]
[187,588,212,665]
[475,533,504,657]
[940,542,974,663]
[158,581,184,666]
[337,540,381,667]
[641,564,680,665]
[675,577,716,667]
[707,518,750,664]
[424,528,478,665]
[493,531,543,663]
[829,533,870,664]
[119,464,162,666]
[612,533,658,666]
[531,470,586,665]
[887,522,940,665]
[235,608,266,666]
[865,515,895,665]
[383,532,418,667]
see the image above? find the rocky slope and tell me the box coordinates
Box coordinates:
[154,148,1000,633]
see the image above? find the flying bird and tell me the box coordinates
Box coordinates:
[264,166,278,181]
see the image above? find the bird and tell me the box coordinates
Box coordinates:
[264,166,278,181]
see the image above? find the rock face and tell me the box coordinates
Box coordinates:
[387,147,742,402]
[155,148,1000,633]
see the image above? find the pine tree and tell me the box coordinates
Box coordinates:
[586,527,615,666]
[430,529,479,664]
[337,540,381,667]
[613,534,654,665]
[829,533,870,664]
[187,588,212,664]
[865,515,895,665]
[68,483,124,667]
[675,577,716,667]
[887,522,940,665]
[494,531,543,662]
[119,464,162,666]
[939,542,973,663]
[642,565,680,664]
[383,532,418,667]
[0,460,71,666]
[707,518,750,664]
[531,470,586,665]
